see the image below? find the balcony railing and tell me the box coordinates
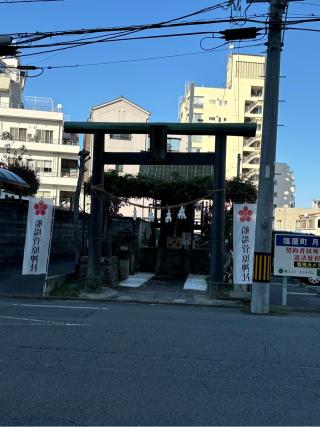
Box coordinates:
[61,169,78,178]
[0,136,79,145]
[37,170,78,178]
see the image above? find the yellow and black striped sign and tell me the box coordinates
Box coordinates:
[253,252,272,282]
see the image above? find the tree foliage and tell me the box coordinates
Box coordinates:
[0,139,40,196]
[100,170,257,205]
[7,163,40,196]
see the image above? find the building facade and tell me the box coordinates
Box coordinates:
[0,57,79,206]
[274,207,320,236]
[273,162,295,208]
[84,97,188,218]
[179,53,265,184]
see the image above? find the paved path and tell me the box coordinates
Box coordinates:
[0,298,320,425]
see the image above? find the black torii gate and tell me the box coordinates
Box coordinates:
[64,122,256,294]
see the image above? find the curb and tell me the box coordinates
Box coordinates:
[1,294,320,314]
[0,293,245,310]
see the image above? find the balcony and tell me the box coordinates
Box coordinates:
[61,168,78,178]
[0,134,79,146]
[0,96,70,120]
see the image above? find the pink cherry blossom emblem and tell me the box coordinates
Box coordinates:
[238,205,253,222]
[34,200,48,216]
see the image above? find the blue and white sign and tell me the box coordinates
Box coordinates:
[274,233,320,278]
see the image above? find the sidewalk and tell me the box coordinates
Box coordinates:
[79,275,247,309]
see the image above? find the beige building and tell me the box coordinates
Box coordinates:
[84,96,188,218]
[84,97,151,179]
[0,57,79,206]
[274,208,320,236]
[179,53,265,184]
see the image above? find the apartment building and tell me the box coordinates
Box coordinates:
[179,53,265,184]
[274,162,295,208]
[0,57,79,206]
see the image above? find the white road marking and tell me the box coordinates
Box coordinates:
[0,315,90,326]
[13,304,108,310]
[287,292,319,296]
[270,282,297,287]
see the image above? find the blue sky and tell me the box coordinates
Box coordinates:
[1,0,319,207]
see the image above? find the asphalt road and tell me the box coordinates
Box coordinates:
[0,299,320,425]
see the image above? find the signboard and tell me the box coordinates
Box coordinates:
[22,198,54,275]
[233,203,257,284]
[274,233,320,278]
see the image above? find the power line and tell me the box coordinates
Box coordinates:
[0,0,63,3]
[23,41,267,72]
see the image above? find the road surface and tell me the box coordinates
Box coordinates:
[0,298,320,425]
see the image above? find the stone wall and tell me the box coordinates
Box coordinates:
[0,201,89,268]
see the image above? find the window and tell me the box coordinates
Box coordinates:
[27,159,52,174]
[209,117,215,121]
[224,100,227,105]
[110,134,131,140]
[193,96,204,107]
[167,138,181,151]
[224,118,227,122]
[37,191,51,199]
[318,219,320,228]
[115,165,124,173]
[308,219,315,229]
[10,127,27,141]
[295,220,301,230]
[301,220,306,229]
[193,113,203,122]
[218,117,221,123]
[251,86,263,97]
[61,159,78,177]
[35,129,53,143]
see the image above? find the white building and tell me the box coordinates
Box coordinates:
[179,54,265,185]
[84,96,188,218]
[0,57,79,206]
[273,162,295,208]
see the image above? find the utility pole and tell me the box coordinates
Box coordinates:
[251,0,288,313]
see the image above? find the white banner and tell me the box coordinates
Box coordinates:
[22,198,54,275]
[233,203,257,284]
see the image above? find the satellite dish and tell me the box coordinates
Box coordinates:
[57,103,62,111]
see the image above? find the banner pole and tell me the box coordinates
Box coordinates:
[42,205,56,297]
